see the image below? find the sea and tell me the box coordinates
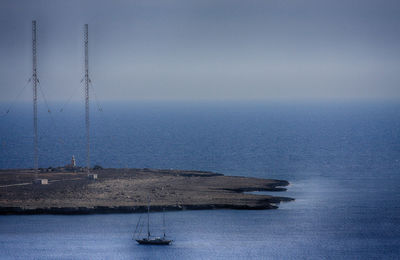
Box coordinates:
[0,100,399,259]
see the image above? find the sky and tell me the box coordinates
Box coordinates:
[0,0,400,102]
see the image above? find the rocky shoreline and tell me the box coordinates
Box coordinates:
[0,168,293,215]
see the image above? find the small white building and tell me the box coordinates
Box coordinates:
[88,174,98,180]
[33,179,48,185]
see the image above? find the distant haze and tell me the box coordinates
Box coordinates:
[1,0,400,102]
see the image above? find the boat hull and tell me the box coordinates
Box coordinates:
[136,238,172,245]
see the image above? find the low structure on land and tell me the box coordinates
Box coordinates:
[32,179,48,185]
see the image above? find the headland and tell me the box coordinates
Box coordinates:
[0,168,293,214]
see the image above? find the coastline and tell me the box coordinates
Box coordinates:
[0,168,293,215]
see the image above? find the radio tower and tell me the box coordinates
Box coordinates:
[84,24,90,173]
[32,20,39,173]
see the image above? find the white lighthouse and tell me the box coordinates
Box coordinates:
[71,155,76,167]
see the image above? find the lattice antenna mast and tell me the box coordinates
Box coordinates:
[32,20,39,173]
[84,24,90,173]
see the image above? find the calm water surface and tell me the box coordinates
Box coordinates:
[0,101,399,259]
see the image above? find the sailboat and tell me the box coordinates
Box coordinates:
[134,202,173,245]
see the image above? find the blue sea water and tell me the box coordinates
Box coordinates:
[0,101,399,259]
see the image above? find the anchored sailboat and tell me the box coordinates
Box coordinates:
[134,202,173,245]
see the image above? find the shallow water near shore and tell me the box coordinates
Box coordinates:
[0,101,399,259]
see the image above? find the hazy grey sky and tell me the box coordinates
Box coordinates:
[1,0,400,101]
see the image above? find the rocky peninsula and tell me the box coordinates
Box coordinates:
[0,168,293,215]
